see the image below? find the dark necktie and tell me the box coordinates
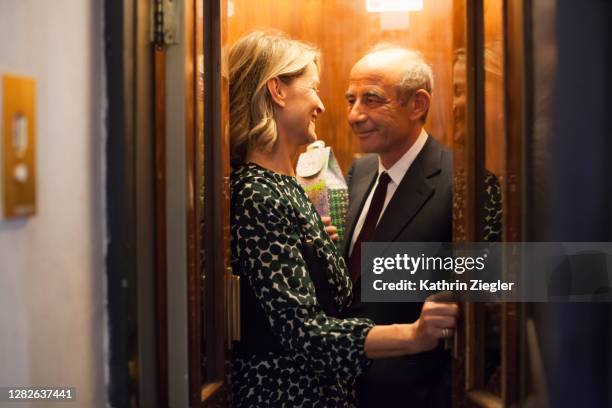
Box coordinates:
[348,172,392,283]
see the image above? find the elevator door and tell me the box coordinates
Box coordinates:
[451,0,525,406]
[191,0,525,407]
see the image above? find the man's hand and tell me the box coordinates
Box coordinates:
[413,297,459,352]
[321,216,338,242]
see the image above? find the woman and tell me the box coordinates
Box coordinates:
[229,31,457,407]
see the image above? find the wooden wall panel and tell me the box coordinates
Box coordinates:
[483,0,505,181]
[228,0,454,173]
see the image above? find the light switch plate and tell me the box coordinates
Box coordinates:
[1,74,37,219]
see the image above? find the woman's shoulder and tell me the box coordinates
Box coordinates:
[232,164,281,194]
[231,164,297,213]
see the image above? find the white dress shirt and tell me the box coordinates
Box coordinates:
[349,129,429,256]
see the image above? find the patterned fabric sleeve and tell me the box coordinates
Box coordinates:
[232,177,374,382]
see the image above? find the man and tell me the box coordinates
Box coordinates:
[341,46,453,407]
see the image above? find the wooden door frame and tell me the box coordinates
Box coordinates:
[156,0,205,406]
[452,0,527,406]
[105,0,159,407]
[151,0,199,406]
[152,0,230,406]
[200,0,232,405]
[451,0,484,405]
[105,0,231,406]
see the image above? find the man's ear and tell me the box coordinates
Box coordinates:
[267,77,286,108]
[410,89,431,121]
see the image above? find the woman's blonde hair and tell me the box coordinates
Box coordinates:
[228,30,319,165]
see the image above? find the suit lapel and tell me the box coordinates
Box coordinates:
[373,137,442,242]
[351,162,434,290]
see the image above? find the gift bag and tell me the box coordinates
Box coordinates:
[296,141,349,245]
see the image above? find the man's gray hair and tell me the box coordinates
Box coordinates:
[367,43,434,101]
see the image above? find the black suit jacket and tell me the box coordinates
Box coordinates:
[342,136,453,408]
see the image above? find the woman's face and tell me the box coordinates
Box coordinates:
[275,61,325,147]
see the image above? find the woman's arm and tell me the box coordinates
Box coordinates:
[321,216,458,359]
[233,176,457,375]
[364,300,458,359]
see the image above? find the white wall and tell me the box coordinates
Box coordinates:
[0,1,107,407]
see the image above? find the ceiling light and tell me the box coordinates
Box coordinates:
[366,0,423,12]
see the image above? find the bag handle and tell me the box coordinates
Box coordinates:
[306,140,326,151]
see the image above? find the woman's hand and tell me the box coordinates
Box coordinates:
[321,216,339,242]
[363,296,459,359]
[411,298,458,352]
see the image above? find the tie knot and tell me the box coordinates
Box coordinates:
[378,172,391,187]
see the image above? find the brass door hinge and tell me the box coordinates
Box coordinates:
[152,0,179,46]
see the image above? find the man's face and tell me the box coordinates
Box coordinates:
[345,59,419,159]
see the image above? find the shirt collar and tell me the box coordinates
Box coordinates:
[378,128,429,185]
